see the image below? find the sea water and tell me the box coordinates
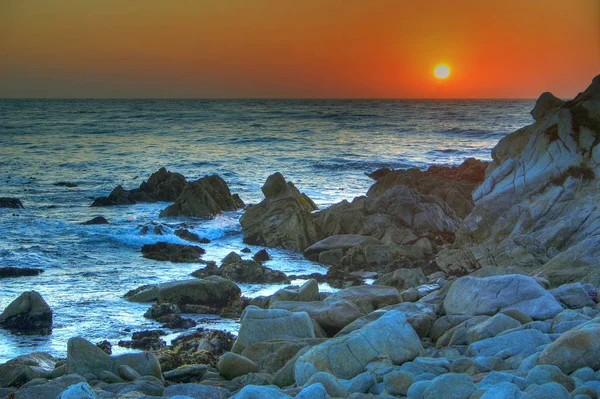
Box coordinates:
[0,99,534,361]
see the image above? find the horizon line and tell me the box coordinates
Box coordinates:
[0,97,539,101]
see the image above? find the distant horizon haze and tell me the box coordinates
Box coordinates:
[1,0,599,99]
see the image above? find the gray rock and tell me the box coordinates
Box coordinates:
[467,329,550,358]
[217,353,259,380]
[66,337,162,380]
[407,380,431,399]
[232,307,315,354]
[479,382,523,399]
[422,373,476,399]
[525,365,575,392]
[230,385,292,399]
[163,383,230,398]
[305,372,347,397]
[270,299,362,335]
[13,384,64,399]
[303,235,383,263]
[531,92,565,120]
[157,276,241,309]
[325,285,402,314]
[467,313,521,344]
[374,268,427,291]
[524,382,570,399]
[550,283,596,309]
[296,383,330,399]
[570,367,596,383]
[0,352,57,388]
[0,291,52,334]
[295,310,421,385]
[99,380,164,396]
[57,382,95,399]
[479,371,526,390]
[383,369,414,396]
[538,324,600,374]
[444,275,563,320]
[344,372,376,394]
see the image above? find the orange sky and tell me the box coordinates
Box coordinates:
[1,0,599,98]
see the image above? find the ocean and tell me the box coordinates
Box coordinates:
[0,99,534,362]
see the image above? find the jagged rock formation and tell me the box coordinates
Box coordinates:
[438,75,600,285]
[92,167,186,206]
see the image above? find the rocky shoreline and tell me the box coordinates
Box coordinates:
[1,76,600,398]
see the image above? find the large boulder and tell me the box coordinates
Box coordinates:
[141,241,205,262]
[0,198,24,209]
[219,252,290,284]
[450,76,600,285]
[157,276,241,309]
[538,324,600,374]
[66,337,162,379]
[270,299,363,335]
[240,173,319,252]
[232,307,316,353]
[0,352,57,388]
[444,274,563,320]
[0,291,52,334]
[324,284,402,313]
[303,235,383,264]
[160,175,244,218]
[92,167,186,206]
[294,310,422,384]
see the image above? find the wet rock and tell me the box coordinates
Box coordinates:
[0,197,24,209]
[240,172,319,252]
[253,249,271,262]
[0,291,52,334]
[241,247,252,253]
[157,276,241,310]
[144,302,180,319]
[53,182,78,188]
[220,252,289,284]
[160,175,243,218]
[175,228,208,243]
[141,241,205,262]
[67,336,163,380]
[155,328,235,372]
[92,167,186,206]
[0,267,44,279]
[82,216,109,225]
[96,340,112,355]
[0,352,57,388]
[118,330,167,350]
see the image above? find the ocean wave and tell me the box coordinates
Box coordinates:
[311,160,414,172]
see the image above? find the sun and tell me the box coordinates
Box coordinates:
[434,64,450,79]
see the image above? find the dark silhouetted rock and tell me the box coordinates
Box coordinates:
[141,242,205,262]
[118,330,167,350]
[0,291,52,334]
[53,182,78,188]
[0,198,23,209]
[160,175,243,218]
[0,267,43,279]
[96,340,113,355]
[92,167,186,206]
[82,216,109,225]
[174,228,206,243]
[241,247,252,253]
[253,249,271,262]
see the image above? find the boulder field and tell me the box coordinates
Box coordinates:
[3,76,600,398]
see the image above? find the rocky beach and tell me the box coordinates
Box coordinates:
[1,75,600,399]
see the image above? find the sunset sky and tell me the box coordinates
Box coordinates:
[1,0,599,99]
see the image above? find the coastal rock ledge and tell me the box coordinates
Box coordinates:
[439,74,600,284]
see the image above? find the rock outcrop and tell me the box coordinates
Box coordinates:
[439,75,600,285]
[92,167,186,206]
[0,291,52,334]
[0,198,24,209]
[240,172,319,252]
[141,241,205,262]
[160,175,244,218]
